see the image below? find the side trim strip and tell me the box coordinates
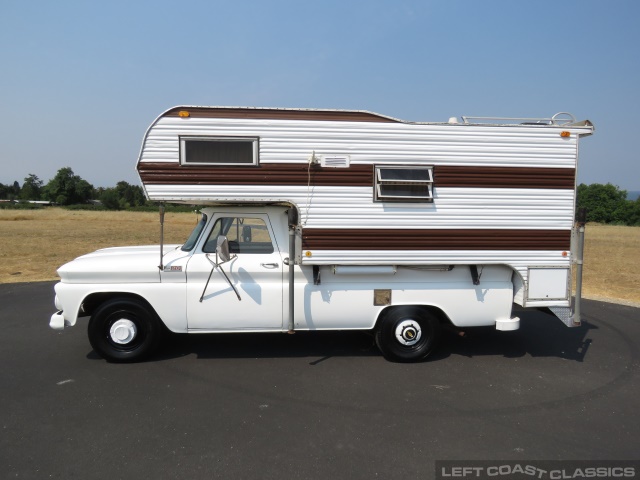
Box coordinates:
[163,107,400,123]
[138,163,575,189]
[302,228,571,251]
[435,166,575,188]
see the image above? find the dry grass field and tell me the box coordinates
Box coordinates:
[0,208,198,283]
[1,208,639,305]
[581,224,640,305]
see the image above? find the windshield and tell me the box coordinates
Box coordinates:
[181,214,208,252]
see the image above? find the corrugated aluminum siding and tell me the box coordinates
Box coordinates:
[143,185,575,230]
[140,117,582,169]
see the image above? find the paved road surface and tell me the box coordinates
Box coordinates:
[1,282,638,479]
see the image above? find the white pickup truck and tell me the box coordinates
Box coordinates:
[50,106,593,363]
[50,205,519,363]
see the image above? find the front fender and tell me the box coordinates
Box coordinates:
[52,282,188,332]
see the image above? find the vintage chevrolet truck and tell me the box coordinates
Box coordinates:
[50,106,593,362]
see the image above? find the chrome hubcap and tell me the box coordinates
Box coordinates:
[110,319,137,345]
[395,319,422,346]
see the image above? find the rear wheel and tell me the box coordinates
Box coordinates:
[88,298,162,363]
[375,307,441,362]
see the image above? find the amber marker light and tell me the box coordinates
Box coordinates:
[562,251,568,257]
[560,131,570,138]
[178,110,190,118]
[305,251,312,257]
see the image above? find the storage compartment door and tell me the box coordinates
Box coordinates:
[527,267,570,301]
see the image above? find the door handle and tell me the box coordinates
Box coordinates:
[260,263,279,269]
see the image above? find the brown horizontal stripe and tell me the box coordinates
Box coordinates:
[302,229,571,251]
[435,166,575,189]
[139,163,372,186]
[163,107,399,123]
[139,162,575,189]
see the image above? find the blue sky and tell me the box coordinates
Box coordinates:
[1,0,638,190]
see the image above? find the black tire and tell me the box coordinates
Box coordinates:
[375,307,441,362]
[88,298,162,363]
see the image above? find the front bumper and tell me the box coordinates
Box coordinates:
[50,311,65,330]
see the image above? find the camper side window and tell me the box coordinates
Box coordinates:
[203,217,274,254]
[374,166,434,202]
[180,137,259,166]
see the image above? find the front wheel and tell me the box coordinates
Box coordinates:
[88,298,162,363]
[375,307,441,362]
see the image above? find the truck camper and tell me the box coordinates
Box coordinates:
[50,107,594,362]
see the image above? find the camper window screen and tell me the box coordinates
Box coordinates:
[374,166,434,202]
[180,137,258,166]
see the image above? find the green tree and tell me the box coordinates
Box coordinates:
[99,188,121,210]
[117,181,146,208]
[43,167,94,205]
[99,181,146,210]
[20,174,44,201]
[627,197,640,226]
[576,183,629,224]
[10,181,21,200]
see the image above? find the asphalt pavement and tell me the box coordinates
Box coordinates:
[1,282,639,479]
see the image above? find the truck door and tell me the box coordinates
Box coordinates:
[185,214,284,330]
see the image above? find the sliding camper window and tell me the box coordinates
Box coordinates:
[180,137,259,166]
[203,217,274,254]
[374,166,434,202]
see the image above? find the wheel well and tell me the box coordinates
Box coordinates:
[375,305,452,330]
[80,293,158,319]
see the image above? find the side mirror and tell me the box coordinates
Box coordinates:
[200,235,241,302]
[216,235,231,263]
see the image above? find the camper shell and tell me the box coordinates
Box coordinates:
[50,106,594,362]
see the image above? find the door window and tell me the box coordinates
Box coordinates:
[202,217,274,254]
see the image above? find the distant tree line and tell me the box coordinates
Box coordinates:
[1,169,639,224]
[0,167,147,210]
